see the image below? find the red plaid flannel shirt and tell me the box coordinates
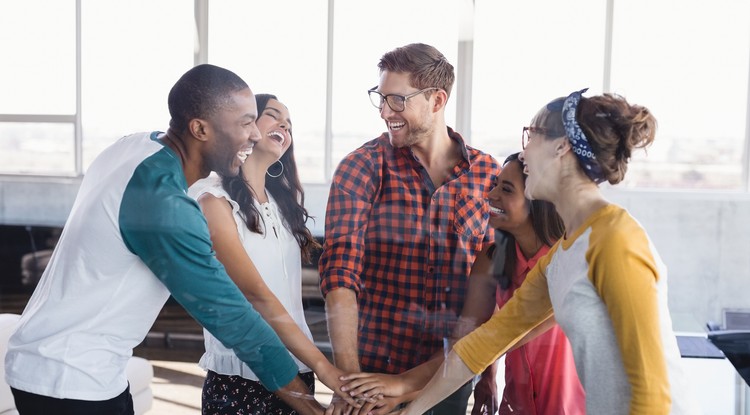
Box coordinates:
[319,128,499,374]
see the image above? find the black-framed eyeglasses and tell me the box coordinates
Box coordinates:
[522,126,560,149]
[368,86,439,112]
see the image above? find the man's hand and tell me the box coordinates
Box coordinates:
[470,363,498,415]
[326,395,355,415]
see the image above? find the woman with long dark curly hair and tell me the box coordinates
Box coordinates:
[190,94,357,414]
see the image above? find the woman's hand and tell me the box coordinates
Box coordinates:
[350,395,403,415]
[340,372,408,399]
[317,364,364,408]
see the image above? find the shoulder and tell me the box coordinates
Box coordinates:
[588,205,644,246]
[469,147,499,165]
[189,174,231,201]
[465,144,500,174]
[333,134,389,180]
[585,205,655,270]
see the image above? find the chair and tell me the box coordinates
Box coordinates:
[0,314,153,415]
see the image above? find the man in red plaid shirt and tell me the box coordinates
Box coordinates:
[319,43,500,415]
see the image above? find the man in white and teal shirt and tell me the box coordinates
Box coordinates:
[5,64,326,415]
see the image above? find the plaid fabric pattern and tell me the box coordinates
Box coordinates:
[319,128,499,374]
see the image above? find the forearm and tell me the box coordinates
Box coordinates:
[401,351,474,415]
[325,288,360,371]
[275,376,325,415]
[506,315,555,353]
[398,355,444,393]
[249,292,332,373]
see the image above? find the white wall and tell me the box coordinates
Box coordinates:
[2,179,749,331]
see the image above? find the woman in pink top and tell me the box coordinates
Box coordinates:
[477,152,585,414]
[337,152,585,415]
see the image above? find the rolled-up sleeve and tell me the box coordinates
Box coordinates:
[319,150,379,297]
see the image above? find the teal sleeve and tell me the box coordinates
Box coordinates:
[119,159,297,391]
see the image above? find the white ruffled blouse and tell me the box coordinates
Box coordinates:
[188,175,313,380]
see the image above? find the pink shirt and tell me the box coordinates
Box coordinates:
[495,243,586,415]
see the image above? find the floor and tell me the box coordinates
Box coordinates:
[145,359,338,414]
[144,360,478,415]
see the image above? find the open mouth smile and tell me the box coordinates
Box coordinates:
[237,144,255,163]
[268,130,285,146]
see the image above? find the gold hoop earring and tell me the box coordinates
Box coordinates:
[266,160,284,178]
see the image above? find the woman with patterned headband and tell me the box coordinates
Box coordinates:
[386,90,698,415]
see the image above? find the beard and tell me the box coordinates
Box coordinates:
[389,112,434,148]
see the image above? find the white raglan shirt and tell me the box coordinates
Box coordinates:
[5,132,297,400]
[455,204,698,414]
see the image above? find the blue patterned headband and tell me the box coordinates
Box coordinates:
[561,88,606,184]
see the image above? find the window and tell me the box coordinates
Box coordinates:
[1,0,750,191]
[0,0,76,175]
[0,123,75,175]
[80,0,194,169]
[610,0,750,189]
[208,0,329,182]
[471,0,606,164]
[330,0,460,177]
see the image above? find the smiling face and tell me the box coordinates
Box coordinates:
[204,88,260,177]
[248,98,292,167]
[519,103,571,201]
[487,160,532,233]
[376,70,435,148]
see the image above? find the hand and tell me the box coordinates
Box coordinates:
[327,395,354,415]
[317,364,362,408]
[470,364,498,415]
[350,395,403,415]
[340,372,407,399]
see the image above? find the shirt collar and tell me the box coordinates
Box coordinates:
[514,241,551,273]
[392,127,471,166]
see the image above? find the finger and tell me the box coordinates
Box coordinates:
[355,399,378,415]
[369,400,394,415]
[341,377,380,392]
[334,389,362,408]
[339,372,374,381]
[348,384,384,398]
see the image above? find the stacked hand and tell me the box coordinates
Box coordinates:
[324,372,408,415]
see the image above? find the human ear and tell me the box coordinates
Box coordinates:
[432,89,448,112]
[188,119,210,142]
[555,137,571,156]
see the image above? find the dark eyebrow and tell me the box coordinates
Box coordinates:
[501,179,515,189]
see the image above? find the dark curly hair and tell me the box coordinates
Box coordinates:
[220,94,320,263]
[491,153,564,290]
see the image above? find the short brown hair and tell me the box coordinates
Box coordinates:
[378,43,455,98]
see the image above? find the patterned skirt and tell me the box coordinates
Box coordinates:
[202,370,316,415]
